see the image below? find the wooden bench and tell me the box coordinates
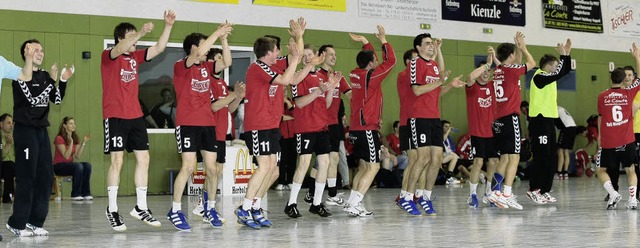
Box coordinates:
[52,175,73,201]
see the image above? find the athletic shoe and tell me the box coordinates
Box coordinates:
[193,202,205,217]
[275,184,286,190]
[203,210,226,223]
[303,192,313,205]
[607,193,622,210]
[106,207,127,232]
[354,203,374,216]
[251,208,272,227]
[25,223,48,236]
[6,224,33,237]
[235,206,260,229]
[70,196,84,201]
[284,203,302,218]
[326,193,345,206]
[542,192,557,203]
[554,174,561,180]
[486,191,508,209]
[130,206,161,227]
[626,198,638,210]
[479,174,487,184]
[397,198,421,215]
[481,194,497,207]
[468,194,479,208]
[395,195,402,209]
[526,190,548,204]
[309,204,332,217]
[343,204,360,217]
[503,194,523,210]
[604,194,610,202]
[204,208,223,227]
[84,196,93,200]
[446,177,461,185]
[166,209,190,231]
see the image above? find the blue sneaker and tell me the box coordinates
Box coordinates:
[167,209,191,231]
[205,208,223,227]
[398,198,421,215]
[235,206,260,229]
[468,194,479,208]
[251,208,272,227]
[425,200,436,215]
[416,197,437,215]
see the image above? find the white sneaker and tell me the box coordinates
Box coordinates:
[83,196,94,200]
[70,196,84,201]
[607,192,622,210]
[487,191,508,209]
[542,192,557,203]
[326,193,345,206]
[626,198,638,210]
[526,190,548,204]
[192,200,205,217]
[343,204,360,217]
[503,194,523,210]
[6,224,34,237]
[275,184,285,191]
[26,223,49,236]
[446,177,461,185]
[355,203,374,216]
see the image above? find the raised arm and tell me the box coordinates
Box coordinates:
[516,31,536,69]
[17,44,35,81]
[434,38,445,71]
[273,38,302,86]
[110,22,153,59]
[287,17,306,66]
[632,42,640,80]
[187,22,233,67]
[74,135,91,159]
[369,25,396,79]
[533,39,572,89]
[228,82,246,113]
[214,27,233,73]
[467,47,495,86]
[146,10,176,60]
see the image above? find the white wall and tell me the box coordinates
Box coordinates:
[0,0,636,52]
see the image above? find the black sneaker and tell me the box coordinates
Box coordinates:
[303,192,313,205]
[309,204,332,217]
[106,207,127,232]
[284,203,302,218]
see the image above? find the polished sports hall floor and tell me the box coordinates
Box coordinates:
[0,176,637,247]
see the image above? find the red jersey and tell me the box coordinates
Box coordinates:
[291,71,329,134]
[455,133,472,161]
[465,81,495,138]
[349,43,396,131]
[212,73,231,141]
[386,134,401,155]
[318,68,351,125]
[344,126,353,155]
[272,56,288,73]
[244,60,284,131]
[280,100,295,139]
[597,81,640,148]
[493,64,527,118]
[173,59,216,127]
[53,135,76,164]
[409,56,441,119]
[396,69,415,126]
[101,48,147,119]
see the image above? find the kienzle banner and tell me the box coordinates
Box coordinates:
[442,0,525,26]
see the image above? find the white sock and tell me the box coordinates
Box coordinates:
[405,193,414,201]
[242,198,253,211]
[425,190,432,200]
[136,187,148,210]
[351,191,364,206]
[348,190,356,204]
[630,186,637,199]
[108,186,119,212]
[172,201,181,212]
[400,190,408,198]
[207,200,216,210]
[327,178,337,188]
[313,182,326,206]
[415,189,424,198]
[252,197,262,210]
[288,182,302,205]
[503,185,512,196]
[603,181,617,196]
[470,183,478,195]
[485,183,493,195]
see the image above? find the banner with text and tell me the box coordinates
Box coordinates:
[252,0,346,12]
[441,0,525,26]
[358,0,439,22]
[543,0,603,33]
[188,0,238,3]
[608,1,640,38]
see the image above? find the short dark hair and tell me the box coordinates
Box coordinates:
[441,120,450,126]
[576,125,587,135]
[183,33,207,55]
[624,65,636,75]
[0,113,12,122]
[611,68,626,84]
[264,35,281,50]
[21,39,40,61]
[393,121,399,129]
[160,88,172,97]
[476,60,487,68]
[521,100,529,109]
[113,22,137,45]
[304,44,316,54]
[403,49,415,66]
[318,44,334,55]
[356,50,375,69]
[413,33,432,51]
[539,54,558,69]
[207,48,223,61]
[254,37,277,58]
[496,43,516,62]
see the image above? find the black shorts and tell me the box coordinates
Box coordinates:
[216,140,226,163]
[399,125,416,151]
[557,127,577,149]
[492,114,521,155]
[596,142,638,169]
[296,130,331,155]
[244,128,281,156]
[349,130,381,163]
[103,117,149,154]
[409,118,443,148]
[175,126,217,153]
[328,124,342,153]
[470,136,498,160]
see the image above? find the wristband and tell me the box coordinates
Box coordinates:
[60,65,75,82]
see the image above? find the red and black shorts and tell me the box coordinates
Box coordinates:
[175,126,217,153]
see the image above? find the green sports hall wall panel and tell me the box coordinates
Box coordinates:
[0,9,632,196]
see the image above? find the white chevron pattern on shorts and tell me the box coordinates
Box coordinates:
[252,130,260,155]
[175,126,182,153]
[366,130,377,162]
[512,115,521,154]
[595,148,602,168]
[103,119,110,153]
[296,134,302,154]
[410,118,418,148]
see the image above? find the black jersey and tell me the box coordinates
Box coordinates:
[12,69,66,127]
